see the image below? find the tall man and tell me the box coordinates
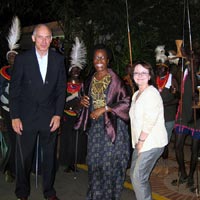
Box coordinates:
[9,24,66,200]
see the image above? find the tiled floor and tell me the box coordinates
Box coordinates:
[1,132,199,200]
[141,135,200,200]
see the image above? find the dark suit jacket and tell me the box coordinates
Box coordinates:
[9,47,66,130]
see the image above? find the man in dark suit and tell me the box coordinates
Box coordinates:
[9,24,66,200]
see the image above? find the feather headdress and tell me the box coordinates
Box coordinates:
[6,16,21,60]
[69,37,87,72]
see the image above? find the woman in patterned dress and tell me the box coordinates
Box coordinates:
[75,44,130,200]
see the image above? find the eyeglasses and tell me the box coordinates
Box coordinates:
[133,72,149,77]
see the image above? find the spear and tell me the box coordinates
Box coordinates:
[178,0,186,128]
[176,1,186,189]
[186,0,195,101]
[125,0,133,66]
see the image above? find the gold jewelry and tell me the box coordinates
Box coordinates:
[91,74,111,109]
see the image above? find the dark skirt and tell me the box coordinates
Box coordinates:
[86,116,130,200]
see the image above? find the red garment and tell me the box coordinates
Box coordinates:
[64,82,81,116]
[156,72,169,92]
[0,66,11,80]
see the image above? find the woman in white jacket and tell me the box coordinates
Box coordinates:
[129,61,168,200]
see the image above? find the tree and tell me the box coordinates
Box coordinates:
[0,0,200,75]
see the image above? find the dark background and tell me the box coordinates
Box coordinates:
[0,0,200,75]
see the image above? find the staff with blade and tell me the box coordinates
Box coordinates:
[124,0,135,95]
[125,0,133,66]
[186,0,200,196]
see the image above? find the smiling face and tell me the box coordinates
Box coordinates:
[32,25,52,56]
[93,49,109,73]
[133,64,151,88]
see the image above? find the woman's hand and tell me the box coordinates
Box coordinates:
[136,141,143,154]
[80,95,90,108]
[90,107,105,120]
[137,131,147,153]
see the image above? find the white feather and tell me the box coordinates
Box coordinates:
[168,50,179,65]
[155,45,167,63]
[69,37,87,71]
[7,16,21,51]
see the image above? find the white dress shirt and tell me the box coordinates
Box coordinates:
[36,50,48,83]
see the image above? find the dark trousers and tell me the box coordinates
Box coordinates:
[15,128,58,198]
[0,109,16,175]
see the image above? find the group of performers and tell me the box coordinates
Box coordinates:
[154,40,200,192]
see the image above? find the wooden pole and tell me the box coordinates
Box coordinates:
[125,0,133,66]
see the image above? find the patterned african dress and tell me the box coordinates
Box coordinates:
[86,74,130,200]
